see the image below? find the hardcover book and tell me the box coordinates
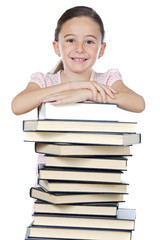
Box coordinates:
[35,142,131,156]
[38,166,123,183]
[32,208,136,230]
[38,102,118,121]
[25,131,141,146]
[30,187,126,204]
[23,119,137,133]
[26,224,132,240]
[39,179,128,193]
[34,200,118,216]
[44,155,128,171]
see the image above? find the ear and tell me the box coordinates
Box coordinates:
[53,41,61,57]
[98,43,106,59]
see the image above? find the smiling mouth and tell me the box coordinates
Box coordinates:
[71,58,88,62]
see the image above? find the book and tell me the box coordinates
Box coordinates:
[38,102,119,121]
[35,143,131,156]
[23,101,140,240]
[45,155,128,171]
[34,200,118,216]
[26,224,132,240]
[30,187,125,204]
[39,179,128,193]
[24,131,141,146]
[23,119,137,133]
[38,166,123,183]
[32,208,135,231]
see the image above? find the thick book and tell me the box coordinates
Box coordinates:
[38,166,123,183]
[35,143,131,156]
[30,187,125,204]
[23,119,137,133]
[39,179,128,193]
[38,102,118,121]
[34,200,118,216]
[32,208,135,231]
[44,155,128,171]
[32,210,135,231]
[25,131,141,146]
[26,224,132,240]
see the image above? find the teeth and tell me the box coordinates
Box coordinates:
[72,58,86,62]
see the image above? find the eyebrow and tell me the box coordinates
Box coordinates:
[64,34,98,39]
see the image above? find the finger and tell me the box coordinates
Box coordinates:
[93,81,117,95]
[80,82,97,101]
[89,84,98,101]
[92,82,107,102]
[106,85,117,94]
[104,88,116,99]
[94,83,116,99]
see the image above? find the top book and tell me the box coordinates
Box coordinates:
[38,102,120,121]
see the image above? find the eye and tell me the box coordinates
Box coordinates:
[66,39,75,43]
[86,40,95,44]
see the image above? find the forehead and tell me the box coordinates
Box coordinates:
[60,16,101,37]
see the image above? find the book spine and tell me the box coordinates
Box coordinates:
[139,133,142,144]
[22,120,25,131]
[35,143,38,153]
[29,187,33,198]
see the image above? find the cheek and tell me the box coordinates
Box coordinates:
[89,46,101,58]
[60,44,73,55]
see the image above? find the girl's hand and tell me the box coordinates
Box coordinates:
[69,81,117,102]
[41,89,92,105]
[41,81,117,105]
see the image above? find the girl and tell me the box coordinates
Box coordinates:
[11,6,145,115]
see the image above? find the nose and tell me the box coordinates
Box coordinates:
[75,41,85,53]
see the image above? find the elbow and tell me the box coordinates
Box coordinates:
[136,96,145,113]
[11,98,22,115]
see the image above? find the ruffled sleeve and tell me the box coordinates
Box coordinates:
[105,69,122,86]
[29,71,61,88]
[91,69,122,86]
[29,72,47,88]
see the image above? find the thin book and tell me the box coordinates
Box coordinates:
[23,119,137,133]
[34,200,118,216]
[30,187,126,204]
[39,179,128,193]
[35,142,131,156]
[44,155,128,171]
[25,131,141,146]
[26,224,132,240]
[32,208,136,231]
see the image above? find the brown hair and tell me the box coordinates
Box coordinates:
[51,6,105,74]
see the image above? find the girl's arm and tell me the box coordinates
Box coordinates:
[12,79,145,115]
[11,80,115,115]
[103,80,145,113]
[43,80,145,113]
[11,82,72,115]
[87,80,145,112]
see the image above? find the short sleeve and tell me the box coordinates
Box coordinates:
[29,71,61,88]
[91,69,122,87]
[29,72,47,88]
[106,69,122,86]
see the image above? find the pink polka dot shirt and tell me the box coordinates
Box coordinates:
[29,69,122,88]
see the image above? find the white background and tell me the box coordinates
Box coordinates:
[1,0,160,239]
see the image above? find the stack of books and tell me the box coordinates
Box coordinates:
[24,102,140,240]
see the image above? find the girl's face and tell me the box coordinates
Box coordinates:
[53,17,106,75]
